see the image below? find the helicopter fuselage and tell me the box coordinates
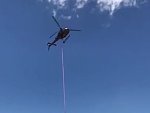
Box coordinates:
[57,27,70,39]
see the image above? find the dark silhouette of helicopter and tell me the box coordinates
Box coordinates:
[47,16,80,50]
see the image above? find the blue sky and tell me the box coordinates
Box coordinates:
[0,0,150,113]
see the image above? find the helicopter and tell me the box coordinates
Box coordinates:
[47,16,81,50]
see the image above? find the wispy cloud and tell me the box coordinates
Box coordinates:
[75,0,88,9]
[96,0,139,15]
[60,15,72,20]
[48,0,67,8]
[52,9,57,17]
[41,0,147,18]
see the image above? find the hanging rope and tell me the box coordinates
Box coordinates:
[61,46,66,113]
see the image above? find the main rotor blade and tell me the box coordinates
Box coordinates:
[52,16,61,29]
[70,29,81,31]
[49,31,57,38]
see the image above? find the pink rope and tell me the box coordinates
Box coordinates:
[61,47,66,113]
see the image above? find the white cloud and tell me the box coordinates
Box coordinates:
[52,9,57,17]
[61,15,72,20]
[48,0,67,8]
[96,0,139,15]
[41,0,146,17]
[75,0,88,9]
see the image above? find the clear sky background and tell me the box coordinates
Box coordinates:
[0,0,150,113]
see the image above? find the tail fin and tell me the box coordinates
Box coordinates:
[48,45,50,51]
